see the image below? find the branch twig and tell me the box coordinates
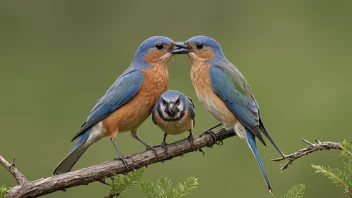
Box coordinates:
[3,127,234,198]
[271,138,342,171]
[0,156,27,185]
[104,192,120,198]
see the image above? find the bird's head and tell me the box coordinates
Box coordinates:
[174,36,226,64]
[133,36,189,67]
[156,90,188,121]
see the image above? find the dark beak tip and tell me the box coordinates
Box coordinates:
[171,42,191,54]
[171,41,191,54]
[171,48,190,54]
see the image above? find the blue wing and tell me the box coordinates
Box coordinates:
[71,70,144,141]
[185,96,195,118]
[151,102,158,125]
[209,65,266,145]
[185,96,195,126]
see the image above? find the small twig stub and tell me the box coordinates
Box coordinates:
[0,156,28,186]
[271,139,342,171]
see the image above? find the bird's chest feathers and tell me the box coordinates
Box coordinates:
[127,65,168,121]
[137,65,168,110]
[155,110,192,135]
[104,65,168,133]
[191,63,237,128]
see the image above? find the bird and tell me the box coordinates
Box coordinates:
[53,36,189,175]
[173,36,285,193]
[151,90,198,151]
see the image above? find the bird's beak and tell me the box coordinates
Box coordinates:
[166,104,176,115]
[170,42,191,54]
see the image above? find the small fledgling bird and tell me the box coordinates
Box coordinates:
[152,90,196,151]
[53,36,189,175]
[174,36,285,193]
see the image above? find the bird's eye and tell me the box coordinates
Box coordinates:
[196,43,204,49]
[175,98,180,105]
[156,43,164,50]
[161,99,167,105]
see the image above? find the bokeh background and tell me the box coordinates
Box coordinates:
[1,1,351,197]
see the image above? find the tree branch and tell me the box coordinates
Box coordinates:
[0,156,28,186]
[271,138,342,171]
[3,127,234,198]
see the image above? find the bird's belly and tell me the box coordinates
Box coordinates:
[155,112,192,135]
[199,92,237,128]
[191,64,238,129]
[160,121,190,135]
[105,96,155,133]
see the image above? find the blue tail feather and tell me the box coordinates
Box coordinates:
[71,128,92,151]
[245,128,273,193]
[53,128,92,175]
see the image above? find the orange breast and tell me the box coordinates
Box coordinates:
[191,62,238,128]
[154,110,193,135]
[103,64,168,136]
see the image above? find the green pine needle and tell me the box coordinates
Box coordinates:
[0,186,8,198]
[342,140,352,157]
[174,177,198,198]
[140,176,198,198]
[310,140,352,196]
[282,183,305,198]
[343,157,352,181]
[109,168,145,197]
[312,164,350,192]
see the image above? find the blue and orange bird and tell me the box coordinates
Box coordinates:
[152,90,196,150]
[53,36,189,175]
[174,36,285,192]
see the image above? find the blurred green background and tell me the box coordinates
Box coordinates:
[1,1,351,197]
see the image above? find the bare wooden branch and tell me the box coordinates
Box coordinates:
[4,128,234,198]
[0,156,28,186]
[271,138,342,171]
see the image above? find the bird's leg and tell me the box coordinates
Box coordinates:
[188,131,194,147]
[110,137,129,172]
[201,130,217,147]
[131,129,158,157]
[161,133,168,152]
[206,123,222,131]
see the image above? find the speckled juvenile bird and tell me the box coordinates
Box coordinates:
[152,90,199,151]
[173,36,285,193]
[53,36,189,175]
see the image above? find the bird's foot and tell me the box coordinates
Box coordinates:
[212,128,226,145]
[202,130,223,147]
[146,145,158,157]
[213,128,230,146]
[160,142,168,153]
[114,156,129,174]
